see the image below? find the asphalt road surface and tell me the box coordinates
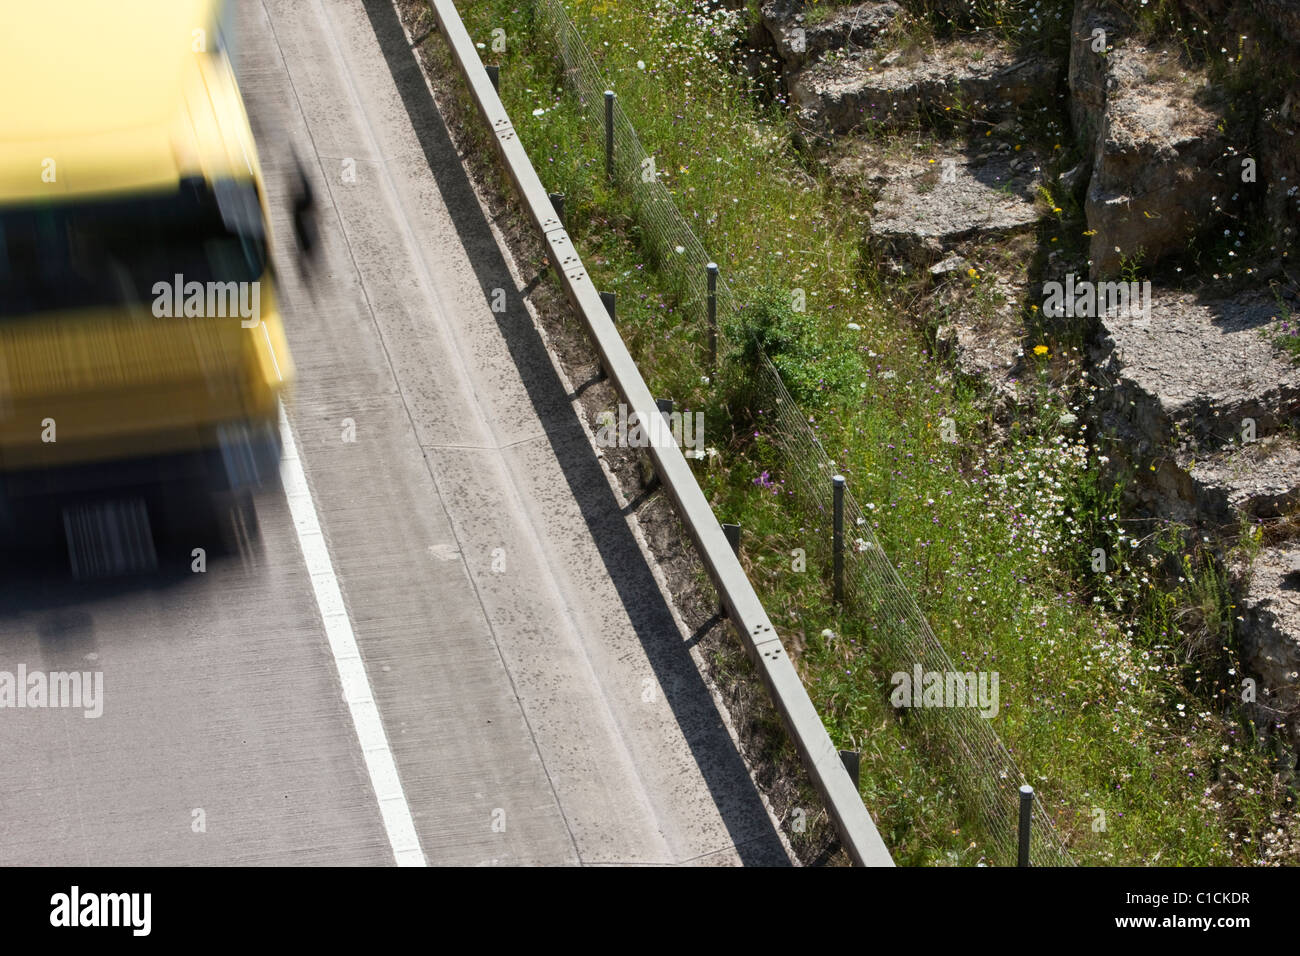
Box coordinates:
[0,0,789,866]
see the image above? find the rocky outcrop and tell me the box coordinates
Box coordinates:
[755,0,1300,761]
[1090,290,1300,474]
[859,147,1044,262]
[1091,287,1300,752]
[1186,434,1300,524]
[1182,0,1300,35]
[1063,2,1300,758]
[761,6,1056,408]
[792,42,1057,136]
[1237,546,1300,746]
[1068,0,1228,278]
[932,274,1026,410]
[1256,104,1300,258]
[760,0,900,71]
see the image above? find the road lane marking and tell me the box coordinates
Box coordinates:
[278,403,427,867]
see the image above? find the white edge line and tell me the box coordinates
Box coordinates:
[277,402,427,867]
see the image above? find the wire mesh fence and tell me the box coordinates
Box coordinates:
[534,0,738,344]
[750,353,1073,866]
[524,0,1073,866]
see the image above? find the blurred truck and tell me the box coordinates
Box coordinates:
[0,0,294,576]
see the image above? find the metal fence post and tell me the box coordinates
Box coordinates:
[840,750,860,790]
[600,291,616,322]
[1018,785,1034,867]
[604,90,615,182]
[548,192,565,229]
[721,523,740,616]
[722,523,740,555]
[832,475,845,604]
[706,262,718,370]
[485,63,499,92]
[639,399,673,491]
[655,397,674,463]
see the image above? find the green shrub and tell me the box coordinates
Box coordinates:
[724,285,858,406]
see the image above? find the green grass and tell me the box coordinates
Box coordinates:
[439,0,1298,864]
[1280,328,1300,363]
[1270,294,1300,363]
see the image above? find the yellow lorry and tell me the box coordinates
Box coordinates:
[0,0,294,575]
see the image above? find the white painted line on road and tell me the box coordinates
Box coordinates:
[278,402,427,867]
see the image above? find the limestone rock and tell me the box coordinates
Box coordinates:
[1069,0,1228,277]
[862,148,1044,263]
[1185,434,1300,524]
[1238,545,1300,746]
[1091,289,1300,466]
[760,0,900,71]
[792,42,1057,136]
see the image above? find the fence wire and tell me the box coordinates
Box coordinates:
[525,0,1072,866]
[751,354,1073,866]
